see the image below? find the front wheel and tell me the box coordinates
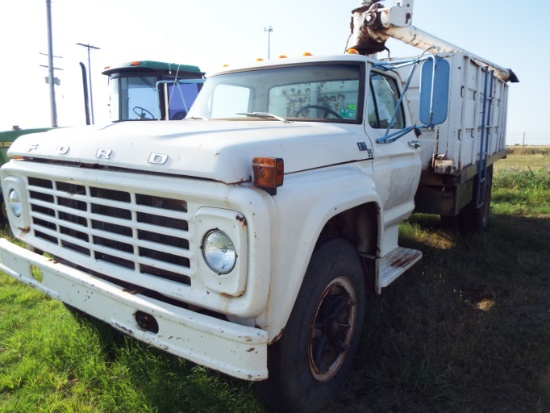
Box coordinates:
[0,194,7,227]
[262,239,366,412]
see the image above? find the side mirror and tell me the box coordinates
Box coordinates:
[419,57,450,126]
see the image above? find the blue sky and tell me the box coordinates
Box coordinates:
[0,0,546,144]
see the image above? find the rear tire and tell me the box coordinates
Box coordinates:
[460,165,493,232]
[261,239,366,412]
[440,166,494,233]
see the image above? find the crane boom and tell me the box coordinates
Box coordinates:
[349,0,518,82]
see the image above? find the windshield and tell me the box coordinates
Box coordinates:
[188,63,364,123]
[109,75,202,122]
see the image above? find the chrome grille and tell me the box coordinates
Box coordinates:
[27,176,192,285]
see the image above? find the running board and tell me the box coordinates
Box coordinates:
[376,247,422,294]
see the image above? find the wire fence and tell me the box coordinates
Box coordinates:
[506,132,550,146]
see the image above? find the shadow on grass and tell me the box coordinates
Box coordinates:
[323,213,550,413]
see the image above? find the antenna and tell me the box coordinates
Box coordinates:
[264,26,273,59]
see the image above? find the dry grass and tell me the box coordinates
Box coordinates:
[496,146,550,171]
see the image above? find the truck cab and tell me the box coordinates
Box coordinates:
[102,60,205,122]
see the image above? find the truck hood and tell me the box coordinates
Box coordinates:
[8,121,370,184]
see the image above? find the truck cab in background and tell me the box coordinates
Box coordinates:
[102,60,205,122]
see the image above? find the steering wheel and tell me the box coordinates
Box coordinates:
[133,106,155,120]
[295,105,342,119]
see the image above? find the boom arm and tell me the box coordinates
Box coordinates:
[349,0,518,82]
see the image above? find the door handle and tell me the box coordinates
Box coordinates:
[408,140,421,149]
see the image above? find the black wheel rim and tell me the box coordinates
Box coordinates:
[308,276,357,382]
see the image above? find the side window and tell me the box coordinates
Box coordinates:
[368,72,405,129]
[109,77,121,121]
[167,83,201,120]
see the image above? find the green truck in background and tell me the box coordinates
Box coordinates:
[0,128,53,165]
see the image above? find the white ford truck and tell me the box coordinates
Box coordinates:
[0,1,517,411]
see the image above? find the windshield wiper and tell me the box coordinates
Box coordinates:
[237,112,291,123]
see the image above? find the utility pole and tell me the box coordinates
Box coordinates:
[46,0,57,127]
[264,26,273,59]
[77,43,101,124]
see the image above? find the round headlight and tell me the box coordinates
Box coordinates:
[8,189,22,217]
[202,230,237,274]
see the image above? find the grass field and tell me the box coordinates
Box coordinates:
[493,146,550,215]
[1,147,549,412]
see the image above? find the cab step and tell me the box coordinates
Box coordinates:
[377,247,422,292]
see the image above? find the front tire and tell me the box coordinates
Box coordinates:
[263,239,366,412]
[0,194,7,227]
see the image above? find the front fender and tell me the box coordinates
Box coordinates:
[256,163,383,341]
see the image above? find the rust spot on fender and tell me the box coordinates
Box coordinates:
[236,214,247,226]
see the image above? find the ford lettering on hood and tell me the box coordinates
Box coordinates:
[8,119,372,184]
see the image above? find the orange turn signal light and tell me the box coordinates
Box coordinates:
[252,157,284,192]
[346,48,360,54]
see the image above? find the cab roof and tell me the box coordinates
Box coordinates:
[102,60,204,77]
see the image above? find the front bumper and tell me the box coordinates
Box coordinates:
[0,239,268,380]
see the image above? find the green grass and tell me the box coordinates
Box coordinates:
[0,267,263,413]
[493,146,550,215]
[1,147,549,412]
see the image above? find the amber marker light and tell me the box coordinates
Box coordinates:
[252,157,284,195]
[346,48,360,54]
[303,52,313,56]
[130,61,142,66]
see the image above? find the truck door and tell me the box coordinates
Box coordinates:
[366,69,422,227]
